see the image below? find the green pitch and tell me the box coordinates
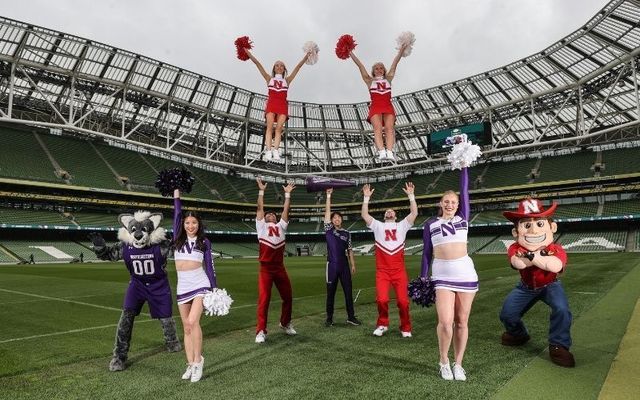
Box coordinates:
[0,253,638,400]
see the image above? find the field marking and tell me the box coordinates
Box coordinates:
[0,293,113,306]
[0,318,156,344]
[0,288,150,317]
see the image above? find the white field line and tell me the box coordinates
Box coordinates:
[0,287,378,343]
[0,318,157,344]
[0,288,150,316]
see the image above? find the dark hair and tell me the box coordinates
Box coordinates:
[174,210,206,252]
[330,211,343,220]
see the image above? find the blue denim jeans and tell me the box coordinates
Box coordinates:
[499,280,572,348]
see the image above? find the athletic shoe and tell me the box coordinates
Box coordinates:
[346,317,362,326]
[272,149,281,160]
[190,356,204,383]
[181,364,192,380]
[264,150,273,161]
[452,363,467,381]
[439,362,453,381]
[377,150,387,160]
[401,331,412,338]
[279,322,297,335]
[372,326,388,336]
[386,150,396,161]
[255,330,266,344]
[325,318,334,327]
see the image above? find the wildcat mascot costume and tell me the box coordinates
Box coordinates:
[89,211,181,371]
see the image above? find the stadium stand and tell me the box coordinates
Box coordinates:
[558,231,627,252]
[1,241,94,263]
[481,158,539,188]
[601,198,640,217]
[600,148,640,176]
[0,129,57,183]
[0,206,74,227]
[535,152,597,183]
[92,143,159,191]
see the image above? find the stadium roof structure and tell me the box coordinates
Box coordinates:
[0,0,639,179]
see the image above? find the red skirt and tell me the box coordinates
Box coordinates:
[367,102,395,123]
[265,97,289,118]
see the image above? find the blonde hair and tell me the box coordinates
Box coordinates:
[370,62,386,78]
[438,190,459,217]
[272,61,288,77]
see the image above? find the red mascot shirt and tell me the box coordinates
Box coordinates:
[507,243,567,289]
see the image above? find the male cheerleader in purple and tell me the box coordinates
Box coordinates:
[324,188,361,327]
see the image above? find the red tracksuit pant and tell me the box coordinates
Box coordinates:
[256,263,292,333]
[375,266,412,332]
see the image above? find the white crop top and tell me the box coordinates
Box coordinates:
[174,238,204,262]
[427,216,469,247]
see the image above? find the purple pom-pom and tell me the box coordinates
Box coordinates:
[155,168,195,197]
[408,276,436,307]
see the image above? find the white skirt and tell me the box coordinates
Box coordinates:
[176,268,210,304]
[431,255,479,293]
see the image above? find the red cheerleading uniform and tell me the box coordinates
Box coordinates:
[265,74,289,118]
[255,218,292,334]
[367,77,395,123]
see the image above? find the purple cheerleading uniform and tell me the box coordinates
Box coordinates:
[121,244,173,318]
[421,167,479,292]
[173,197,217,304]
[325,223,356,320]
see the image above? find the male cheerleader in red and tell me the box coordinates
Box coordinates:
[361,182,418,337]
[254,178,297,343]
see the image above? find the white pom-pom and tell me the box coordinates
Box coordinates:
[303,41,319,65]
[395,31,415,57]
[447,141,482,170]
[203,288,234,316]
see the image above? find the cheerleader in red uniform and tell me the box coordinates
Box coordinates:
[349,44,407,162]
[245,50,310,161]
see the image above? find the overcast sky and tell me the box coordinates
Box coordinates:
[2,0,608,104]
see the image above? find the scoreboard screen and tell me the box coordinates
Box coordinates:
[429,122,492,154]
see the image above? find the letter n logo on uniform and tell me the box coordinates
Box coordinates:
[274,80,284,89]
[384,229,397,241]
[376,82,387,91]
[268,226,280,237]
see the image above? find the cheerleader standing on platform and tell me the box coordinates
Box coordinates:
[349,43,407,162]
[173,189,217,383]
[245,49,310,161]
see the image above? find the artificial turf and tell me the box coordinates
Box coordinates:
[0,253,638,399]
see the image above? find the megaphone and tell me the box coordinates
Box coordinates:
[305,176,356,193]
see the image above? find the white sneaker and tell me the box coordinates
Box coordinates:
[377,150,387,160]
[386,150,395,161]
[439,362,454,380]
[181,364,192,380]
[452,363,467,381]
[401,331,412,338]
[372,326,388,336]
[264,150,273,161]
[272,149,281,160]
[255,330,266,343]
[279,322,297,335]
[190,356,204,383]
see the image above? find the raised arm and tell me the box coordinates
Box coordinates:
[457,167,470,220]
[173,189,182,239]
[402,182,418,225]
[324,188,333,223]
[203,239,217,288]
[361,184,374,226]
[286,52,310,85]
[245,49,271,83]
[256,178,267,220]
[420,219,434,277]
[386,44,407,82]
[88,232,124,261]
[281,182,296,222]
[349,51,372,86]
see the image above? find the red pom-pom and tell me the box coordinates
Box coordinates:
[234,36,253,61]
[335,34,357,60]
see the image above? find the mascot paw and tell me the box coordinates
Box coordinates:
[166,340,182,352]
[109,357,126,372]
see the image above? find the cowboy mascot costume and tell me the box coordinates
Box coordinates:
[499,198,575,368]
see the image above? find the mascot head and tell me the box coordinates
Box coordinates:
[117,211,166,248]
[503,198,558,251]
